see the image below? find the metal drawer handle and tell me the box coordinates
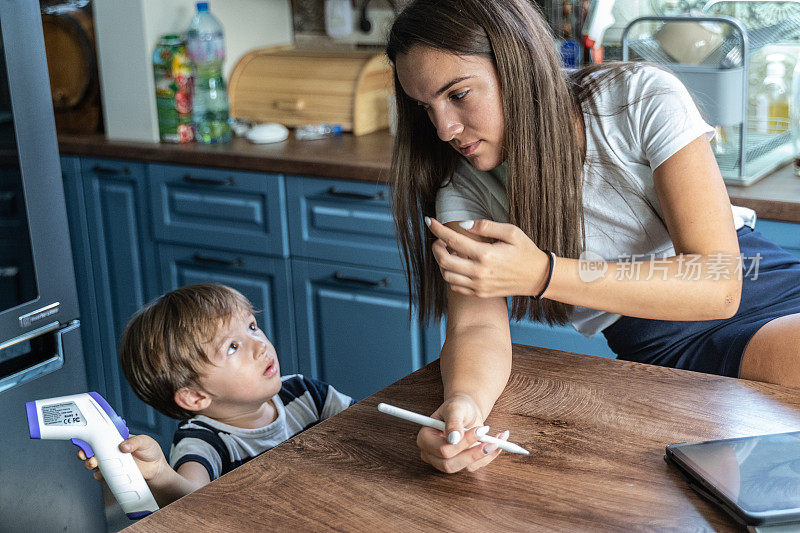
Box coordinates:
[191,253,243,267]
[183,174,235,186]
[326,187,385,201]
[92,165,130,175]
[332,271,389,287]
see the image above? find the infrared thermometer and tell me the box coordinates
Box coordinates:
[26,392,159,519]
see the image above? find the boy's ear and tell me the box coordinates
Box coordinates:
[174,386,211,413]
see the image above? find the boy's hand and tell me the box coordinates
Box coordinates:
[77,434,169,484]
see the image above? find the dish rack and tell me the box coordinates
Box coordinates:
[622,1,800,186]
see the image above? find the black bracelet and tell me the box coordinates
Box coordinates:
[532,250,555,300]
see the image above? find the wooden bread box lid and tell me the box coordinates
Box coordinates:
[229,46,394,136]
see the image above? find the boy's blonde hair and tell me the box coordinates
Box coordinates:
[120,283,253,419]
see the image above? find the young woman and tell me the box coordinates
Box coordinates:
[386,0,800,474]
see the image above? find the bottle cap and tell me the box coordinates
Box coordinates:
[196,2,209,12]
[332,125,343,134]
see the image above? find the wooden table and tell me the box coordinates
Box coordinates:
[124,345,800,532]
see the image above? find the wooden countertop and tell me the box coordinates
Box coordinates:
[59,132,800,223]
[727,163,800,223]
[58,132,392,184]
[124,345,800,531]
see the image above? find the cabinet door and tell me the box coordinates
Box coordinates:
[61,156,105,397]
[159,244,297,375]
[756,220,800,259]
[79,158,171,449]
[292,259,444,401]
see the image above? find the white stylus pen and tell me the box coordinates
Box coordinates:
[377,403,530,455]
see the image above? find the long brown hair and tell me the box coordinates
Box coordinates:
[388,0,594,325]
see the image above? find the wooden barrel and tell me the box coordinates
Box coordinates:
[41,1,102,134]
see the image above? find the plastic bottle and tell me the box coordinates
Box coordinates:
[754,55,789,135]
[295,124,343,140]
[152,34,194,143]
[186,2,232,143]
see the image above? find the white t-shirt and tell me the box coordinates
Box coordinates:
[436,65,754,337]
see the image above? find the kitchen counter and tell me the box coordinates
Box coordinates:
[58,132,392,183]
[123,344,800,531]
[727,163,800,223]
[58,132,800,222]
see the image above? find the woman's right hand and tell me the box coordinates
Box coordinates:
[77,434,168,484]
[417,394,507,473]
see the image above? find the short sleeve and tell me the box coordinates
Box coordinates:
[319,383,355,420]
[169,434,223,481]
[288,374,354,420]
[629,66,715,171]
[435,167,497,224]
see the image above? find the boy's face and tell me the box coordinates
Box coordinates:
[196,307,282,416]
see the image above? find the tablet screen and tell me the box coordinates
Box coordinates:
[670,431,800,514]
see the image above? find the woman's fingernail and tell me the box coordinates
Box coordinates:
[501,430,510,440]
[475,425,490,438]
[483,443,499,454]
[424,216,431,227]
[447,430,462,445]
[458,220,474,230]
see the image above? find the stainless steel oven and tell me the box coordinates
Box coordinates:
[0,0,104,530]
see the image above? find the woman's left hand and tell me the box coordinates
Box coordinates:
[426,217,551,298]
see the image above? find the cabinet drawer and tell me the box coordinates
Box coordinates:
[287,177,401,270]
[158,244,297,374]
[149,163,289,257]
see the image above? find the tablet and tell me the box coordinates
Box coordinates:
[666,432,800,527]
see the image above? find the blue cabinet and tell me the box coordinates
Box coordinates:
[292,259,444,400]
[64,158,173,450]
[509,319,615,358]
[287,176,444,399]
[158,243,297,374]
[757,219,800,259]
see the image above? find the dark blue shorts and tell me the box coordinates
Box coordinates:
[602,227,800,378]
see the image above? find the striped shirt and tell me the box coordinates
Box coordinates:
[168,374,354,481]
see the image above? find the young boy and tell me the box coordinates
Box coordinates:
[77,283,353,507]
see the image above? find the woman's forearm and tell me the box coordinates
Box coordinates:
[545,254,742,321]
[439,324,512,422]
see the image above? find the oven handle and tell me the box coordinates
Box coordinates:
[0,321,78,395]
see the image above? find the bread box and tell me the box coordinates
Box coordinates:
[229,46,393,136]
